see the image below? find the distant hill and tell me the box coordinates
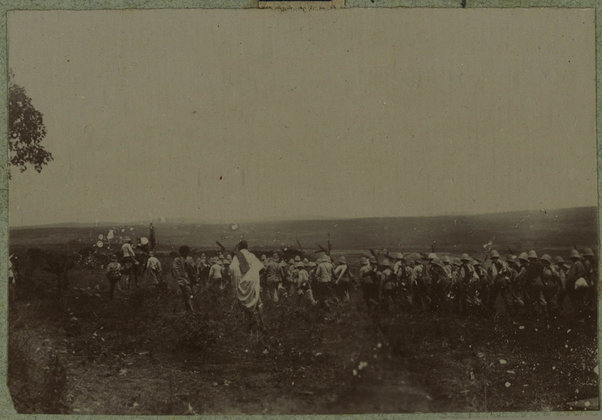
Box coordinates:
[9,207,597,256]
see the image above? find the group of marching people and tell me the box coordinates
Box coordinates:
[357,248,598,319]
[252,247,597,320]
[105,238,597,321]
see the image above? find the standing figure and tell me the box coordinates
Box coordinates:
[121,238,139,289]
[333,256,354,303]
[105,254,122,299]
[172,246,194,313]
[230,240,265,332]
[540,254,561,316]
[145,251,163,288]
[314,254,334,306]
[566,249,587,318]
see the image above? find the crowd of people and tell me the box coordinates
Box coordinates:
[105,237,598,324]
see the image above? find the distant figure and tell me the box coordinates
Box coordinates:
[172,245,194,313]
[314,254,334,305]
[208,257,223,290]
[333,256,354,302]
[121,238,139,288]
[230,240,265,331]
[264,253,283,303]
[145,251,163,288]
[8,254,18,301]
[105,254,122,299]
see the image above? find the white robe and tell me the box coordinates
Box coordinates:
[230,249,264,309]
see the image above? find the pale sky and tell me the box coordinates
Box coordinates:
[8,9,597,227]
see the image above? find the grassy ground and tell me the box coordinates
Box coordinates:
[8,262,599,414]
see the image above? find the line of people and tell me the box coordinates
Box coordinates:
[358,248,597,319]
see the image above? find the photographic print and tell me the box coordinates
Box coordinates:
[6,8,598,415]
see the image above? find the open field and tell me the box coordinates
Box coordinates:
[7,206,599,414]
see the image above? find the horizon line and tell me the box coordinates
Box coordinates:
[9,204,597,230]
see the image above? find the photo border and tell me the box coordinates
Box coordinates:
[0,0,599,418]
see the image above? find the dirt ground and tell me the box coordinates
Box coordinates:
[7,263,599,414]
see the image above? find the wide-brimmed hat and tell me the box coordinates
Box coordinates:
[528,250,538,260]
[490,250,500,259]
[294,255,301,263]
[360,256,369,266]
[442,255,451,264]
[460,253,471,262]
[518,252,529,263]
[570,249,581,260]
[506,254,517,264]
[378,257,392,268]
[540,254,552,264]
[582,248,595,257]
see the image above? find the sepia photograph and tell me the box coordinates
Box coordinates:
[6,7,599,414]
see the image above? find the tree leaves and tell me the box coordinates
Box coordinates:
[8,78,53,178]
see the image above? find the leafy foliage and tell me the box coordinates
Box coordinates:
[8,75,53,178]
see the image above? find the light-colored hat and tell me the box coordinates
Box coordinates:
[288,258,295,265]
[540,254,552,264]
[369,256,377,264]
[378,257,392,268]
[442,255,450,264]
[518,252,529,263]
[295,261,304,268]
[360,256,369,266]
[570,249,581,260]
[338,256,347,264]
[428,253,437,260]
[506,254,517,264]
[554,256,565,264]
[490,250,500,259]
[294,255,301,263]
[394,252,404,260]
[461,253,471,262]
[582,248,594,257]
[528,250,538,260]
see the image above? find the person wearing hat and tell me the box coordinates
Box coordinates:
[264,252,283,303]
[540,254,561,316]
[333,255,354,303]
[120,238,139,289]
[145,251,163,289]
[195,253,210,289]
[377,257,396,309]
[497,254,522,316]
[553,255,569,309]
[581,248,597,311]
[105,254,123,300]
[314,253,335,305]
[485,250,506,314]
[359,256,378,308]
[208,255,223,291]
[295,261,317,306]
[172,245,194,313]
[566,248,588,318]
[456,253,478,315]
[428,257,450,313]
[521,250,547,317]
[411,254,433,312]
[394,253,413,309]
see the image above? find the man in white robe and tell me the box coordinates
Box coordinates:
[230,240,265,331]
